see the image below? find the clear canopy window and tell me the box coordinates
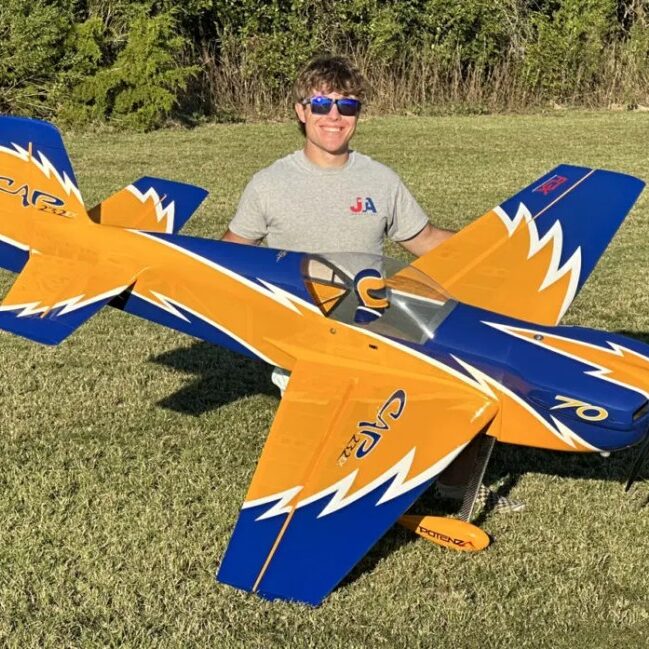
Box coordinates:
[302,253,456,343]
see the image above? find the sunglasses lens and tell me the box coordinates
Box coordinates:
[309,96,334,114]
[337,98,361,116]
[306,96,361,116]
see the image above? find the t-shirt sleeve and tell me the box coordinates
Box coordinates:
[386,178,430,242]
[228,178,268,241]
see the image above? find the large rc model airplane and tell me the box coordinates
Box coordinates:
[1,116,648,605]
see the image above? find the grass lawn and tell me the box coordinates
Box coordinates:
[1,112,649,648]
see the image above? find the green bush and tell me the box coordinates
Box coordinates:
[522,0,617,100]
[0,0,73,117]
[58,8,196,130]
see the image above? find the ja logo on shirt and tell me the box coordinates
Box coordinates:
[350,196,377,214]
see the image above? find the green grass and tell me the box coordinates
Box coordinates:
[2,113,649,648]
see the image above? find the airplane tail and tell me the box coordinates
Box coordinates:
[0,117,89,222]
[0,116,91,276]
[409,165,645,325]
[88,176,208,234]
[0,115,207,345]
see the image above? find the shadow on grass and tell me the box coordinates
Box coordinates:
[617,330,649,345]
[151,341,277,415]
[342,442,649,590]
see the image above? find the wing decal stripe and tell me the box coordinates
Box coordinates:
[0,233,28,251]
[532,169,595,221]
[131,230,320,315]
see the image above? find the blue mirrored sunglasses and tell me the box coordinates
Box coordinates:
[301,96,362,116]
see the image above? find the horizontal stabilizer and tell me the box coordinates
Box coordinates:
[89,177,208,233]
[0,252,138,345]
[410,165,645,325]
[218,358,496,605]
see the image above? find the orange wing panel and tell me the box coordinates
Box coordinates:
[245,358,497,513]
[219,357,497,603]
[408,208,573,325]
[2,252,135,314]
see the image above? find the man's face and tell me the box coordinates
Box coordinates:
[295,89,359,159]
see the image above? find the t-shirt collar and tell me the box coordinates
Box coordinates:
[294,149,356,174]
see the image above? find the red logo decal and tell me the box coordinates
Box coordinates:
[533,175,568,196]
[349,197,377,214]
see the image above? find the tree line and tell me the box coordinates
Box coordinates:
[1,0,647,130]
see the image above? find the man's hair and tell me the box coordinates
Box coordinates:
[293,55,367,134]
[293,55,367,104]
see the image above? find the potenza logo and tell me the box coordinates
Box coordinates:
[337,389,407,466]
[417,525,475,549]
[350,196,377,214]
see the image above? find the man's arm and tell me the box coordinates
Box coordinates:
[222,177,267,245]
[221,229,262,245]
[399,223,454,257]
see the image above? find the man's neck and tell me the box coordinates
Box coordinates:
[303,143,350,169]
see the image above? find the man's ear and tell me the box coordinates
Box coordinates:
[295,102,306,124]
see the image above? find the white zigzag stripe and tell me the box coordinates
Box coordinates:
[243,486,304,521]
[126,185,175,234]
[1,143,84,206]
[0,285,128,318]
[147,290,191,322]
[494,202,581,320]
[0,301,47,317]
[244,442,468,522]
[484,321,649,401]
[550,416,600,451]
[131,230,321,317]
[451,354,601,451]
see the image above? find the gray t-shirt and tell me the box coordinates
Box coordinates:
[228,150,429,256]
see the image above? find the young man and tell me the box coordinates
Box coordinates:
[221,55,450,256]
[222,55,523,513]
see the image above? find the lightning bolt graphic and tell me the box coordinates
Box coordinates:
[243,486,304,521]
[1,143,84,206]
[485,322,649,401]
[243,443,468,522]
[126,185,175,234]
[0,286,129,318]
[494,202,582,320]
[132,230,320,317]
[451,354,600,451]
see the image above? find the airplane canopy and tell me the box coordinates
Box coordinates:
[302,252,455,344]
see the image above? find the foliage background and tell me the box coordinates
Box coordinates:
[1,0,648,129]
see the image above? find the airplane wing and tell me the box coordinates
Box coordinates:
[0,251,138,344]
[217,358,497,605]
[409,165,645,325]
